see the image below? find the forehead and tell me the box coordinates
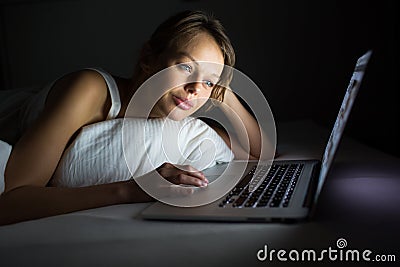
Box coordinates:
[168,31,224,65]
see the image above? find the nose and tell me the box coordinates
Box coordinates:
[184,82,201,96]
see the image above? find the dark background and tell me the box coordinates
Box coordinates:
[0,0,398,157]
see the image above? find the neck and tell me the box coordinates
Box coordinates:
[118,71,148,117]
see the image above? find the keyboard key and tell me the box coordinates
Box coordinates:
[221,163,304,209]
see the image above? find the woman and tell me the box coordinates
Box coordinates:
[0,10,263,225]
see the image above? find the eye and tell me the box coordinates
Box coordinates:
[179,63,192,73]
[204,80,214,88]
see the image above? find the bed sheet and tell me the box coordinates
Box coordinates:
[1,120,399,267]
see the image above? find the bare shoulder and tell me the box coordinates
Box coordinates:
[4,69,112,192]
[46,69,111,123]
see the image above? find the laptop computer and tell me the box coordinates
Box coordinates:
[140,50,372,222]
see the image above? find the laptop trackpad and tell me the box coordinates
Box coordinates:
[202,163,238,183]
[202,163,228,181]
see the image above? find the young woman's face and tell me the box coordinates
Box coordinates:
[149,32,225,120]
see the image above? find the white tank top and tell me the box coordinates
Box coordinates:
[0,67,121,145]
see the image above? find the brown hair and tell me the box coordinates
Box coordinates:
[135,10,236,103]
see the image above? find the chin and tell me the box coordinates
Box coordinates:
[166,111,190,121]
[164,102,203,121]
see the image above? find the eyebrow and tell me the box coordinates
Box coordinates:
[178,52,221,79]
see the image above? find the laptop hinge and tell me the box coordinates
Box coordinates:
[302,161,321,208]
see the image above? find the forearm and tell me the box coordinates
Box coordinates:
[210,123,257,160]
[0,180,153,225]
[220,90,263,158]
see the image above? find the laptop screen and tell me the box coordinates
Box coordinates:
[314,51,372,205]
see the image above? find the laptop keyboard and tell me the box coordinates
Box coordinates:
[218,163,304,208]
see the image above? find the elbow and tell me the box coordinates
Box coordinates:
[0,187,29,226]
[0,192,16,226]
[248,153,259,160]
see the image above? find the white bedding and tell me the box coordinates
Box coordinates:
[1,120,398,267]
[0,117,233,191]
[0,140,12,193]
[52,117,233,187]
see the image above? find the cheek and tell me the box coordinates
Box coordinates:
[200,88,212,99]
[196,90,211,105]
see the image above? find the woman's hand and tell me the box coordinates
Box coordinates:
[156,163,209,187]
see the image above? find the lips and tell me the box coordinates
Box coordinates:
[172,95,193,110]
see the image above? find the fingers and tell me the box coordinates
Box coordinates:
[180,164,208,181]
[157,163,209,187]
[177,173,208,187]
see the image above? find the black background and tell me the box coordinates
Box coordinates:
[0,0,398,157]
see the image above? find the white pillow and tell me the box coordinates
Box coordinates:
[51,117,233,187]
[0,140,12,194]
